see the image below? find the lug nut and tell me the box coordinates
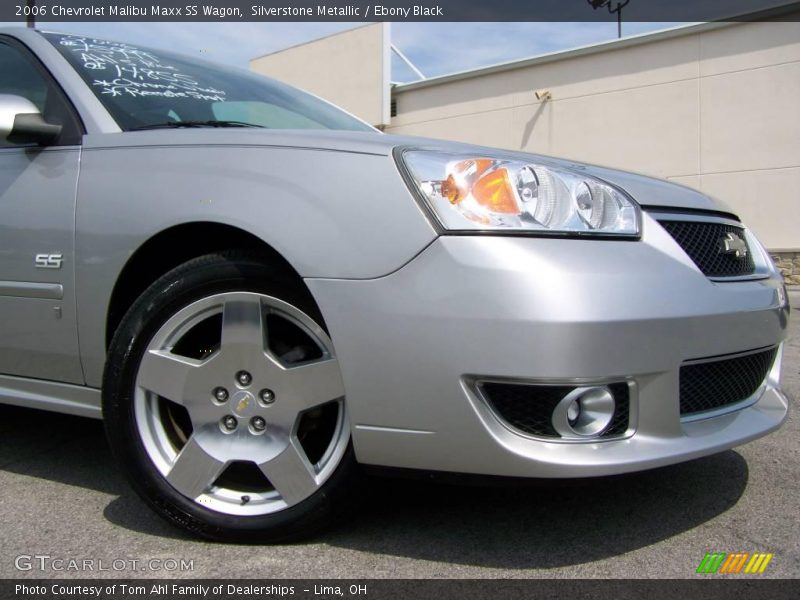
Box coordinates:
[221,415,238,431]
[236,371,252,387]
[213,387,229,403]
[259,389,275,405]
[251,416,267,432]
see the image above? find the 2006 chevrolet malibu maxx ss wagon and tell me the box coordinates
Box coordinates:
[0,29,791,542]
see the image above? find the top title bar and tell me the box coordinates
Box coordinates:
[4,0,800,22]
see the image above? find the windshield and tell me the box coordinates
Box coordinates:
[42,32,375,133]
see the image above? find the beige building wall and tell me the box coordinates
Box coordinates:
[250,23,391,127]
[387,18,800,251]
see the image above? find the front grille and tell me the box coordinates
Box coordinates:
[679,348,776,417]
[480,382,630,439]
[659,220,755,278]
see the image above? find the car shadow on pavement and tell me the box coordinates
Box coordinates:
[0,403,749,566]
[0,404,192,542]
[322,451,749,569]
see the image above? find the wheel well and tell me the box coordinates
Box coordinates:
[105,222,300,348]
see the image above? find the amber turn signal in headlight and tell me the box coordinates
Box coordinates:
[400,151,640,236]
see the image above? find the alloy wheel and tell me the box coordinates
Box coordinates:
[133,291,348,516]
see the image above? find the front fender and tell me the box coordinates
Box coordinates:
[75,139,436,385]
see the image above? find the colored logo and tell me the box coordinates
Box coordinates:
[696,552,773,574]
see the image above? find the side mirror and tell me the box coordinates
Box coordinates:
[0,94,62,146]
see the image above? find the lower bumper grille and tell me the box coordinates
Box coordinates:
[679,347,777,418]
[479,381,630,439]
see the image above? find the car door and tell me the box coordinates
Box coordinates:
[0,36,85,384]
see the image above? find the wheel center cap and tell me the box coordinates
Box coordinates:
[231,390,256,418]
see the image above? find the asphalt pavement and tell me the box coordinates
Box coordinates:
[1,293,798,579]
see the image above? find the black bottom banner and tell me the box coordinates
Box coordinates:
[2,579,798,600]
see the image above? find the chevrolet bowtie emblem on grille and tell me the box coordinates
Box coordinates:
[720,232,748,259]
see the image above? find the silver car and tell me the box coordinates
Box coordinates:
[0,29,790,542]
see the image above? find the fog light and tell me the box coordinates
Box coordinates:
[553,386,616,439]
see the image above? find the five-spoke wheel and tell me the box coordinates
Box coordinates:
[103,252,357,541]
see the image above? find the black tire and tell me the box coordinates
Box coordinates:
[102,251,360,543]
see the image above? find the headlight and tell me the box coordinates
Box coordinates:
[400,150,640,236]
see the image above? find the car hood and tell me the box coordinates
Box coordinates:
[86,129,731,215]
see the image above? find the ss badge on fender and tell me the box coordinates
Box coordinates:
[35,253,63,269]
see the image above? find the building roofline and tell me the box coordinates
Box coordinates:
[393,2,798,92]
[393,21,724,92]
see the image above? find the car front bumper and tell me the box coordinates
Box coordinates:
[307,211,790,478]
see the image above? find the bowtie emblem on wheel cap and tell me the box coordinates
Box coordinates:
[720,232,748,259]
[232,391,256,417]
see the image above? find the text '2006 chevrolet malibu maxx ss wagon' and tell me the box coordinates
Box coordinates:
[0,28,791,542]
